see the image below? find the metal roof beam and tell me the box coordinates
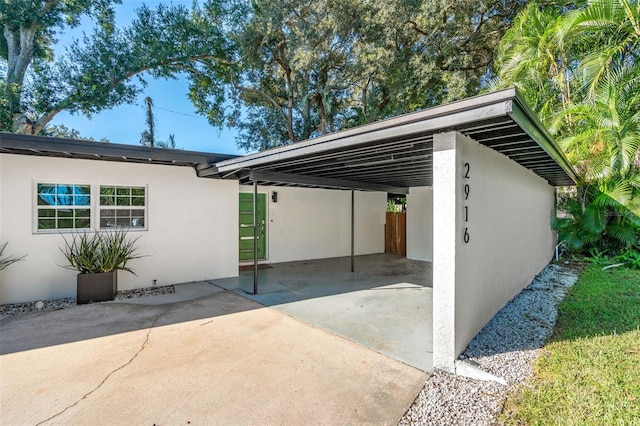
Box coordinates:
[249,170,409,194]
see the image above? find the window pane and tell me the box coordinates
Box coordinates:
[100,218,113,228]
[100,195,115,206]
[38,208,56,218]
[100,209,116,228]
[73,196,90,206]
[131,187,145,196]
[58,219,74,229]
[38,185,57,205]
[55,185,74,206]
[116,196,130,206]
[58,209,73,218]
[75,218,91,228]
[116,187,130,196]
[116,217,131,226]
[38,218,55,230]
[74,185,90,195]
[75,208,91,218]
[131,196,145,206]
[100,186,115,196]
[132,217,144,227]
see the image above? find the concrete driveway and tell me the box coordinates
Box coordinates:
[216,254,433,371]
[0,287,426,425]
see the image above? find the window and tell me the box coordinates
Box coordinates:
[36,184,91,230]
[99,186,146,229]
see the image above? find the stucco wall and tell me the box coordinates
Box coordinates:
[406,186,433,262]
[239,186,386,264]
[0,154,239,304]
[433,132,555,371]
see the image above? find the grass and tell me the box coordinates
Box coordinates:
[500,265,640,425]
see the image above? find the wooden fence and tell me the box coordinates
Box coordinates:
[385,212,406,256]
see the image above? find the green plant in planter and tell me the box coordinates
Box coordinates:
[60,229,144,304]
[61,228,142,274]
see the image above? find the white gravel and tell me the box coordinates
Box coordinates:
[399,263,578,425]
[0,285,175,318]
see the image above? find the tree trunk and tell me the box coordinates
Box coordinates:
[3,23,37,133]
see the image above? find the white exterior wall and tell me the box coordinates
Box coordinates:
[406,186,433,262]
[433,132,555,371]
[240,186,386,264]
[0,154,239,304]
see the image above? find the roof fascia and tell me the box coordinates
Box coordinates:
[507,92,578,184]
[0,133,237,164]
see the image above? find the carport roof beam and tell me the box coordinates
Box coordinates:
[249,170,409,194]
[214,88,576,187]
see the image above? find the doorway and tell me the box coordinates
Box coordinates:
[239,193,266,261]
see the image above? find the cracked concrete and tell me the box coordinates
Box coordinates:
[33,304,174,425]
[1,290,426,425]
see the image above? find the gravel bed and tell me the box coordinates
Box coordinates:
[0,285,175,318]
[399,263,578,425]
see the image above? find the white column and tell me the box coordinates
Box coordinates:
[432,131,463,372]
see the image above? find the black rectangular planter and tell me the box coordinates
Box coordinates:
[77,271,117,304]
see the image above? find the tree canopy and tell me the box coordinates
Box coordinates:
[1,0,232,135]
[2,0,525,149]
[213,0,525,151]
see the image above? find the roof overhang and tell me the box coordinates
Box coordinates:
[0,133,237,167]
[210,88,576,190]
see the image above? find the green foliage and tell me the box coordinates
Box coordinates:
[60,228,143,274]
[500,266,640,424]
[554,186,640,253]
[614,246,640,269]
[1,0,231,135]
[3,0,524,148]
[0,241,26,272]
[495,0,640,253]
[213,0,526,151]
[387,198,406,213]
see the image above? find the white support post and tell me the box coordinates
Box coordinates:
[432,131,462,372]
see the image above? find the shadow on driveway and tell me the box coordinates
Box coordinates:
[0,290,260,355]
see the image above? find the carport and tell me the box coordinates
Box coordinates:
[200,88,576,372]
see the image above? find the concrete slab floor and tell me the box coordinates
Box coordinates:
[214,254,434,372]
[0,291,427,425]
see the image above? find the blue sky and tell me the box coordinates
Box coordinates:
[49,0,246,156]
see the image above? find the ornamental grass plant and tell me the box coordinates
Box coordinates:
[60,228,143,274]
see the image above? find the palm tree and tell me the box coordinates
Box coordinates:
[561,0,640,97]
[494,0,640,251]
[492,4,574,124]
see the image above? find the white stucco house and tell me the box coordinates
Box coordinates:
[0,88,575,371]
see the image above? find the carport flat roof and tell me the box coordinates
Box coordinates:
[205,88,576,191]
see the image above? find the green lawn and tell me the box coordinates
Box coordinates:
[500,265,640,425]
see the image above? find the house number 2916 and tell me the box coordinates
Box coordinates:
[463,162,470,244]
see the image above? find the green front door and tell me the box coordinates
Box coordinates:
[239,193,266,261]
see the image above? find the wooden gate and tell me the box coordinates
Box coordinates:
[385,212,406,256]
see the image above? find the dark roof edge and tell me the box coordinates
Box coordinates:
[215,88,519,169]
[509,91,578,184]
[0,132,238,165]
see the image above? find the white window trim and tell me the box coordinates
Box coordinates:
[32,180,95,234]
[98,184,148,231]
[32,181,149,234]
